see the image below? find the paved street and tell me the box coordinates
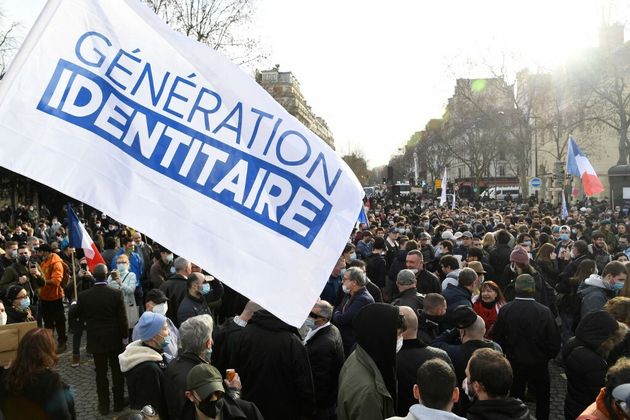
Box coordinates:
[56,334,569,419]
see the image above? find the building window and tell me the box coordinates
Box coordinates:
[458,167,463,178]
[499,166,506,176]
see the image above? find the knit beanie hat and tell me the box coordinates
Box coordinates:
[510,246,530,265]
[136,312,167,341]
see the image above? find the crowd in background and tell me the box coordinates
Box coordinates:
[1,194,630,419]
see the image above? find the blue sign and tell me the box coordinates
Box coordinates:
[530,177,542,188]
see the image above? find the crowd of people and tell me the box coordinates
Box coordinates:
[2,195,630,419]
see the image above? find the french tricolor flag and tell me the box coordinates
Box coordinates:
[67,204,106,270]
[566,136,604,197]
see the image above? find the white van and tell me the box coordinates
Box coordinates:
[480,186,521,200]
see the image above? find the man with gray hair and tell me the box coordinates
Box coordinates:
[332,266,375,356]
[392,269,425,312]
[305,300,345,419]
[160,256,192,326]
[163,314,240,419]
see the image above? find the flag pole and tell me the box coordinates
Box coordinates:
[71,248,78,302]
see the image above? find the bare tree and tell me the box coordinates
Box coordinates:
[144,0,265,65]
[570,41,630,165]
[0,10,18,76]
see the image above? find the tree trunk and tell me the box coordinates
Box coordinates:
[618,129,629,165]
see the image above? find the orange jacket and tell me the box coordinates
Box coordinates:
[39,252,64,301]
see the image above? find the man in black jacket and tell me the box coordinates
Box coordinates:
[304,300,344,420]
[465,348,532,420]
[396,305,452,416]
[366,237,387,290]
[493,274,561,420]
[68,263,128,415]
[164,314,215,419]
[392,269,425,312]
[160,257,192,326]
[417,293,447,345]
[177,273,212,325]
[405,250,441,294]
[230,309,315,419]
[489,230,513,288]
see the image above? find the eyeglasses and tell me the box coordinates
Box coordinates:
[309,312,324,319]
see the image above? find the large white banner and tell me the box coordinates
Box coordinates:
[0,0,363,327]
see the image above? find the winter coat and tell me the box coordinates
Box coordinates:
[578,274,615,320]
[212,316,246,374]
[305,323,345,413]
[563,311,620,420]
[177,293,211,325]
[472,298,502,338]
[489,244,512,288]
[466,398,533,420]
[0,368,76,420]
[333,287,375,356]
[366,253,387,288]
[337,345,395,420]
[395,339,452,416]
[417,311,442,345]
[536,259,560,288]
[442,284,472,330]
[163,352,207,420]
[415,269,441,295]
[229,310,315,420]
[392,288,425,312]
[118,340,169,419]
[388,250,408,284]
[159,273,189,326]
[386,403,466,420]
[493,298,561,366]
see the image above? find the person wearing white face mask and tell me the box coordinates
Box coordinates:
[108,254,139,332]
[133,288,179,360]
[332,267,375,357]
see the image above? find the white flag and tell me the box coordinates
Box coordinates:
[0,0,363,327]
[439,168,448,206]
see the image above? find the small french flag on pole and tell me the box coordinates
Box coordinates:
[67,204,106,270]
[566,136,604,196]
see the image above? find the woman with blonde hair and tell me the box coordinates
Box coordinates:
[482,232,495,253]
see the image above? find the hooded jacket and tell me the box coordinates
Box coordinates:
[578,274,615,320]
[563,310,621,420]
[466,398,532,420]
[118,340,168,417]
[229,310,315,420]
[337,303,400,420]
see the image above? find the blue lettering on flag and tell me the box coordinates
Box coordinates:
[37,59,331,248]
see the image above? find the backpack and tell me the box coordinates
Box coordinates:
[60,260,71,289]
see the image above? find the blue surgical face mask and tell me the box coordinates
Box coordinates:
[304,318,316,329]
[350,252,357,260]
[560,233,570,241]
[161,335,171,349]
[204,347,213,362]
[201,283,211,295]
[614,281,625,292]
[19,296,31,310]
[117,263,127,273]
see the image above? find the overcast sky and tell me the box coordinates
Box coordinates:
[4,0,630,168]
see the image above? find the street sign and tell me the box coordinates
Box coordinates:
[530,177,542,189]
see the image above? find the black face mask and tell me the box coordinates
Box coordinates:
[198,397,222,417]
[18,255,30,265]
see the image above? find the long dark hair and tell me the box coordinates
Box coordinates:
[7,328,59,391]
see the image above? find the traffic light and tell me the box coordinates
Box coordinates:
[382,177,387,183]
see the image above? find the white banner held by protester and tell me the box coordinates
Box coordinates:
[0,0,364,327]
